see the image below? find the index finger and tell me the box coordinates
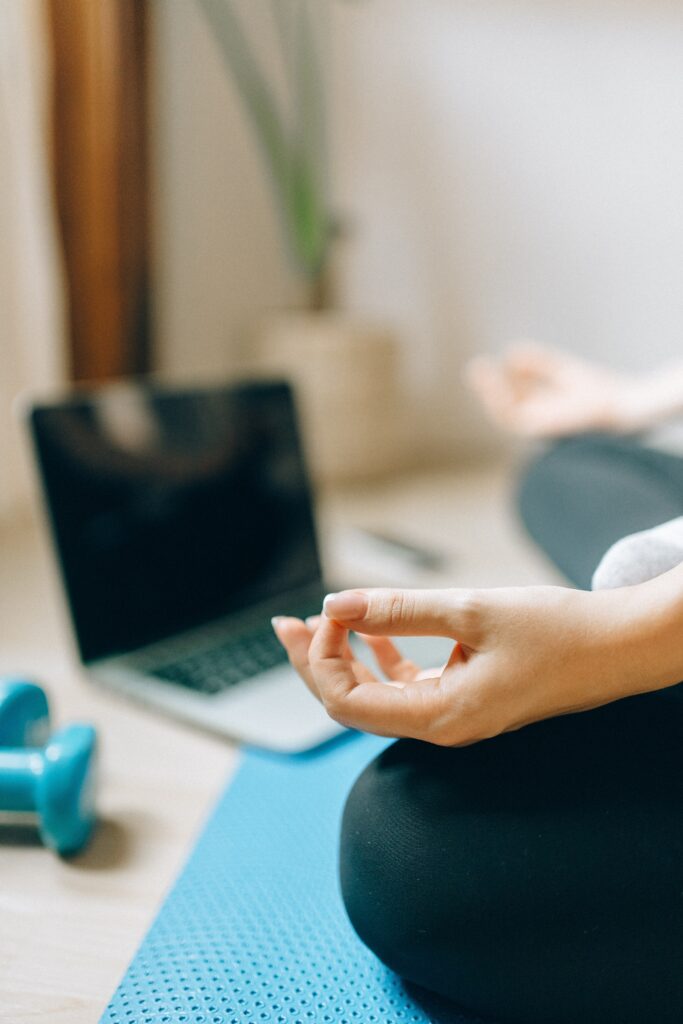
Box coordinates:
[322,588,482,646]
[309,616,452,740]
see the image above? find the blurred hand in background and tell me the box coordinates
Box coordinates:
[465,341,683,439]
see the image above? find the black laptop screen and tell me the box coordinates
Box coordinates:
[29,382,322,663]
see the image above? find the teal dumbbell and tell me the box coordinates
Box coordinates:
[0,678,50,747]
[0,723,97,855]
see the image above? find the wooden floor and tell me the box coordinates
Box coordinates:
[0,463,561,1023]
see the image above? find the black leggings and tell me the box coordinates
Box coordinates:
[340,436,683,1024]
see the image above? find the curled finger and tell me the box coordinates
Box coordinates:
[357,633,422,683]
[272,616,321,701]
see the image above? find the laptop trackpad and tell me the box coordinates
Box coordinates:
[212,665,345,752]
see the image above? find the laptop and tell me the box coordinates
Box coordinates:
[26,379,345,752]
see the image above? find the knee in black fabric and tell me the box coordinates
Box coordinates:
[340,738,577,1023]
[340,742,496,993]
[340,703,683,1024]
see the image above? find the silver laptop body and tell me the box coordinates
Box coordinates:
[27,379,343,752]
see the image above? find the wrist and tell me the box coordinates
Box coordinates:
[614,378,662,432]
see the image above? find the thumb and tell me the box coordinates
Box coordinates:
[323,588,479,642]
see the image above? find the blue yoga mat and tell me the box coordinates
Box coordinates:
[100,731,490,1024]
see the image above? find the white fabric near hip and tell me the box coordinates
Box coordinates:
[592,516,683,590]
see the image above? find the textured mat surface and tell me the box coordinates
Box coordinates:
[100,731,490,1024]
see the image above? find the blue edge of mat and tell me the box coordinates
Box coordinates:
[101,731,492,1024]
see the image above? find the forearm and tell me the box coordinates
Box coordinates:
[624,361,683,430]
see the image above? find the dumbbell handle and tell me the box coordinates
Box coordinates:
[0,750,42,811]
[0,726,97,854]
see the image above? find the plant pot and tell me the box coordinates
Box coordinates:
[250,312,407,483]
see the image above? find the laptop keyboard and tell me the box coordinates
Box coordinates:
[149,626,291,694]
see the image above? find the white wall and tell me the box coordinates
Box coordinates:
[151,0,683,460]
[150,0,306,380]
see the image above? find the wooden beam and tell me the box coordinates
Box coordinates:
[47,0,151,382]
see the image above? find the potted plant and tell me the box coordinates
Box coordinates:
[197,0,404,481]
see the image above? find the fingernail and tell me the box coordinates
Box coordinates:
[305,616,319,629]
[271,616,284,630]
[323,591,367,620]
